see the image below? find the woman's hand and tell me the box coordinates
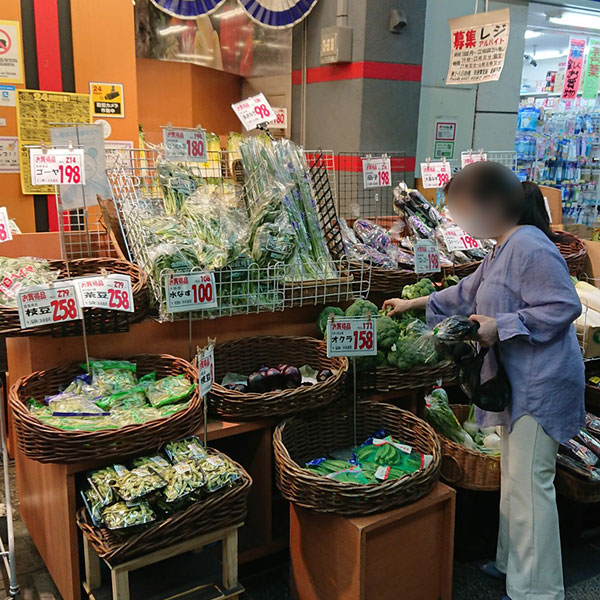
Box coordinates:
[383,296,428,316]
[469,314,499,348]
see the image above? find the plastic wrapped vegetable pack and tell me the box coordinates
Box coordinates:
[557,424,600,481]
[102,501,156,531]
[161,460,206,501]
[111,464,167,502]
[197,454,242,492]
[165,437,208,462]
[145,374,196,408]
[0,257,60,307]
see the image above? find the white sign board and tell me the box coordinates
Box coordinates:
[17,283,82,329]
[0,136,18,173]
[231,93,276,131]
[75,274,134,312]
[442,225,480,252]
[414,240,441,274]
[197,345,215,398]
[447,8,510,85]
[267,107,288,130]
[362,157,392,189]
[164,272,218,313]
[326,317,377,357]
[420,161,451,189]
[0,21,24,83]
[29,148,86,186]
[163,128,207,162]
[461,152,487,168]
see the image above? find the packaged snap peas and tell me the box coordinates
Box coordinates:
[197,454,241,493]
[161,460,206,502]
[86,359,137,395]
[145,375,196,408]
[131,453,171,474]
[112,463,166,502]
[101,501,156,531]
[87,466,118,506]
[137,372,157,387]
[165,437,208,462]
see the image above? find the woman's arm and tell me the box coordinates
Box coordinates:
[495,250,581,345]
[383,296,428,315]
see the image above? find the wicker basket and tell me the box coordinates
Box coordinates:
[555,466,600,504]
[442,261,481,279]
[10,354,202,464]
[77,452,252,564]
[353,261,418,293]
[434,404,501,491]
[208,336,348,420]
[363,361,457,393]
[555,230,587,276]
[0,257,148,337]
[273,401,441,516]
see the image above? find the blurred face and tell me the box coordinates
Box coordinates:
[447,190,515,239]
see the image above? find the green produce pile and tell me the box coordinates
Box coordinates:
[27,359,195,432]
[401,278,435,300]
[0,257,60,307]
[305,430,433,484]
[424,387,501,455]
[81,437,242,530]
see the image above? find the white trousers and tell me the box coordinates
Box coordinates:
[496,415,564,600]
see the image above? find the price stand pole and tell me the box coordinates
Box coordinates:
[326,314,377,446]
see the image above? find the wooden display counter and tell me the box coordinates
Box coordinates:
[290,483,456,600]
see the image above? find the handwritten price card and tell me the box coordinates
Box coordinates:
[29,148,85,186]
[420,161,452,189]
[414,240,441,274]
[76,274,134,312]
[442,225,480,252]
[327,317,377,358]
[17,283,82,329]
[362,157,392,189]
[165,272,218,313]
[197,345,215,398]
[163,128,207,162]
[231,93,276,131]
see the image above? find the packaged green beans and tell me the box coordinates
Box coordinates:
[162,460,206,502]
[87,466,117,506]
[165,437,207,462]
[101,501,156,530]
[197,454,241,492]
[145,375,195,408]
[112,464,166,502]
[131,454,171,474]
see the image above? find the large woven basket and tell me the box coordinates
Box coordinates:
[10,354,202,464]
[434,404,501,491]
[555,466,600,504]
[555,230,587,276]
[0,257,148,337]
[77,451,252,564]
[442,261,481,279]
[208,336,348,420]
[352,261,418,294]
[273,401,441,516]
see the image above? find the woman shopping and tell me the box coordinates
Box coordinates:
[383,162,585,600]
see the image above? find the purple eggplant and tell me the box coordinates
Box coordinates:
[264,368,282,391]
[247,372,267,393]
[282,366,302,389]
[317,369,333,382]
[233,383,248,393]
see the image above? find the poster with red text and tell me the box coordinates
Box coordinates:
[562,37,586,100]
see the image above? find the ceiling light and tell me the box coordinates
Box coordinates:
[549,11,600,30]
[532,49,568,60]
[525,30,542,39]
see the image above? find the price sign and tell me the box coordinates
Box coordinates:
[267,107,288,130]
[442,225,480,252]
[75,274,134,312]
[414,240,441,274]
[163,128,207,162]
[17,283,82,329]
[29,148,86,186]
[461,152,487,168]
[326,317,377,358]
[420,161,451,189]
[0,207,12,243]
[362,157,392,189]
[197,344,214,398]
[165,272,218,313]
[231,93,276,131]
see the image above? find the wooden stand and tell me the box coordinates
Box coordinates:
[82,523,244,600]
[290,483,456,600]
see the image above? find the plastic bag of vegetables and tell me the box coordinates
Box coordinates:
[111,463,167,502]
[145,375,196,408]
[102,501,156,531]
[161,460,207,502]
[197,454,241,492]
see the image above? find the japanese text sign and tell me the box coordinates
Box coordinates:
[326,317,377,358]
[414,240,441,274]
[197,344,215,398]
[231,93,276,131]
[362,157,392,188]
[563,37,586,100]
[447,8,510,85]
[90,82,124,118]
[29,148,85,186]
[0,207,12,243]
[421,161,451,189]
[267,107,288,130]
[442,225,480,252]
[461,151,487,168]
[164,272,218,313]
[583,39,600,99]
[163,127,207,162]
[17,283,82,329]
[75,274,134,312]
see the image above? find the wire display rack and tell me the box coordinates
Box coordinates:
[108,145,369,321]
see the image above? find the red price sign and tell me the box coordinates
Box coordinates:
[362,157,392,189]
[163,128,207,162]
[461,152,487,168]
[420,161,452,189]
[442,225,480,252]
[17,283,82,329]
[0,207,12,243]
[232,93,276,131]
[326,317,378,357]
[165,272,218,313]
[75,274,134,312]
[197,344,215,397]
[414,240,441,274]
[29,148,86,186]
[267,107,288,130]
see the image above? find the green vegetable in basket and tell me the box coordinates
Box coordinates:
[86,359,137,395]
[101,501,156,530]
[316,306,345,337]
[145,375,196,408]
[424,389,477,450]
[345,299,378,318]
[96,386,147,411]
[161,460,206,502]
[0,257,60,307]
[401,278,435,300]
[326,466,371,484]
[165,437,208,462]
[131,453,171,474]
[87,466,118,506]
[111,464,166,502]
[197,454,241,492]
[376,316,401,350]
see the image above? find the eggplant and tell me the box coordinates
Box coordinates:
[264,368,282,391]
[278,364,289,373]
[258,366,269,376]
[282,365,302,389]
[317,369,334,382]
[247,372,267,393]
